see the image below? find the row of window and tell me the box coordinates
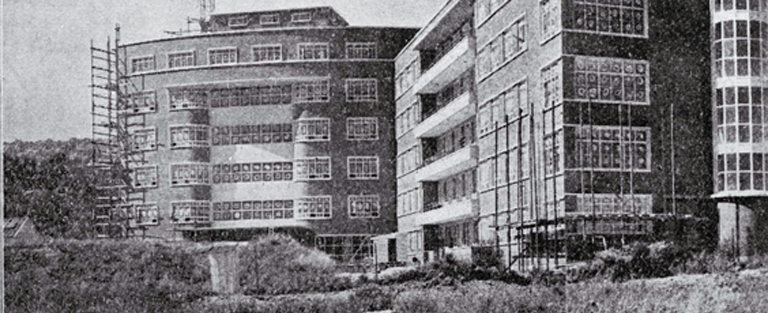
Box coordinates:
[315,235,374,262]
[478,81,529,136]
[130,42,379,73]
[435,169,477,206]
[477,147,530,192]
[397,145,422,177]
[395,101,420,138]
[563,56,649,104]
[713,20,768,78]
[713,0,764,12]
[126,79,375,114]
[422,21,472,71]
[715,87,768,144]
[426,70,474,118]
[214,195,379,220]
[566,125,651,171]
[395,58,419,97]
[131,118,379,151]
[131,157,381,188]
[477,16,527,78]
[716,153,768,192]
[397,188,422,216]
[424,119,476,165]
[212,162,294,184]
[538,0,648,41]
[125,194,382,226]
[211,123,293,146]
[567,194,653,216]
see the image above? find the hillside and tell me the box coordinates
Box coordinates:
[4,138,97,238]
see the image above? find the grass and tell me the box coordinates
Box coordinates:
[6,237,768,313]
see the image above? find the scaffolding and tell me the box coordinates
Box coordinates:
[90,26,149,238]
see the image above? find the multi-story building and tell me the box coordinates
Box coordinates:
[91,7,417,263]
[392,0,712,269]
[711,0,768,255]
[392,0,479,264]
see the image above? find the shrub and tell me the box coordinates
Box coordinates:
[239,234,345,295]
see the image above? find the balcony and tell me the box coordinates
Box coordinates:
[413,197,475,226]
[413,36,474,95]
[415,92,474,138]
[415,145,477,182]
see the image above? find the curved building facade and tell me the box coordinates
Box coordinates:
[115,7,416,261]
[711,0,768,254]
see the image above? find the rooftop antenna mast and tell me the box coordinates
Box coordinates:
[165,0,216,35]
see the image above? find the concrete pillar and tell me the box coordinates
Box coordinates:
[209,247,241,294]
[718,202,755,257]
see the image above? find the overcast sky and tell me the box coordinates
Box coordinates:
[2,0,436,142]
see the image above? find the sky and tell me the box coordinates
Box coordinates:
[2,0,437,142]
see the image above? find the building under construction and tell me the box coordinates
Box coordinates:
[90,5,418,264]
[389,0,713,271]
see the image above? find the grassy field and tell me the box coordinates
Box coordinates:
[5,236,768,313]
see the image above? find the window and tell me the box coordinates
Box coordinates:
[131,56,155,73]
[296,196,332,219]
[169,89,207,110]
[135,204,159,225]
[315,235,372,262]
[348,156,379,180]
[212,161,293,184]
[395,59,419,97]
[296,118,330,142]
[348,195,380,218]
[542,61,562,108]
[427,119,476,164]
[543,130,563,176]
[209,85,292,107]
[566,56,649,104]
[170,125,209,149]
[211,123,292,146]
[713,86,766,145]
[170,163,210,186]
[569,125,651,172]
[124,91,157,114]
[260,14,280,25]
[478,17,526,78]
[252,44,282,62]
[540,0,562,41]
[346,42,377,59]
[716,152,768,192]
[346,79,377,102]
[567,0,647,37]
[171,201,210,224]
[293,80,330,102]
[570,194,652,215]
[213,200,294,221]
[397,145,422,177]
[712,20,767,78]
[209,47,237,65]
[133,166,158,189]
[346,117,378,140]
[294,157,331,180]
[131,127,156,151]
[291,12,312,22]
[228,15,249,27]
[298,43,329,60]
[168,51,195,68]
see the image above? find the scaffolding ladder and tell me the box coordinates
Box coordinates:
[90,27,149,238]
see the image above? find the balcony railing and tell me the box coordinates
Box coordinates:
[421,70,473,121]
[420,21,472,72]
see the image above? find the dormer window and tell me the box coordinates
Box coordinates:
[260,14,280,25]
[291,12,312,23]
[228,16,249,28]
